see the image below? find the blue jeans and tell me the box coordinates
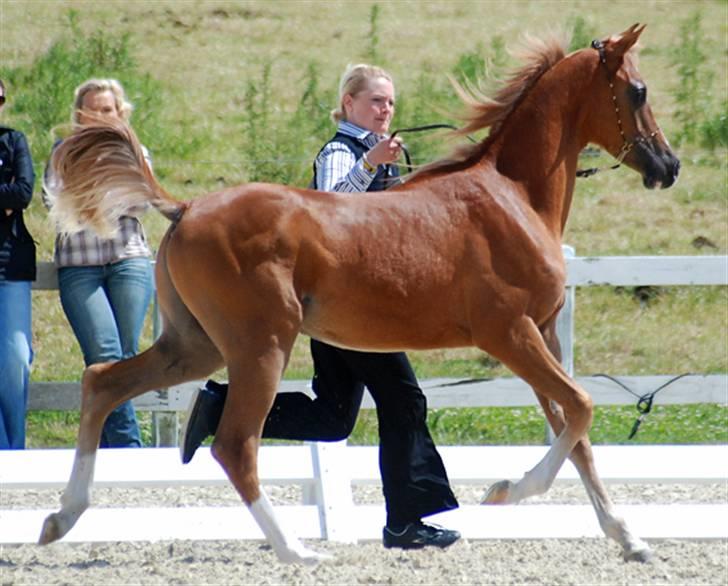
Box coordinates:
[0,280,33,449]
[58,258,154,448]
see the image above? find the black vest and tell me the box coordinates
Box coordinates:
[312,132,400,192]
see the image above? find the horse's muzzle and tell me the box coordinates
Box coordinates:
[637,141,680,189]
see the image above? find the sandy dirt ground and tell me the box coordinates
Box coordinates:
[2,484,727,585]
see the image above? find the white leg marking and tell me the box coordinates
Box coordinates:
[61,451,95,512]
[39,451,96,543]
[583,485,652,561]
[249,489,331,564]
[511,430,574,502]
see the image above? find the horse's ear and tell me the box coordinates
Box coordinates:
[601,23,646,72]
[612,23,646,55]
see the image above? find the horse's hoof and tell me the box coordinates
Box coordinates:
[279,547,332,565]
[300,550,332,566]
[624,546,653,563]
[38,512,64,545]
[481,480,514,504]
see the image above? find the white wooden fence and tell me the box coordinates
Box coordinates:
[1,444,727,543]
[28,253,728,446]
[4,254,724,544]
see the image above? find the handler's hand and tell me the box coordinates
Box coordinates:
[366,136,403,167]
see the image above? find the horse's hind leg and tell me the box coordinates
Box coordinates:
[39,236,224,545]
[39,310,223,545]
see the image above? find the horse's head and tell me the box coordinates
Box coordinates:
[586,24,680,189]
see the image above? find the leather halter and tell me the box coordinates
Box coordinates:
[576,39,659,178]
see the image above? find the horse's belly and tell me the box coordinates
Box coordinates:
[297,244,471,350]
[300,303,471,352]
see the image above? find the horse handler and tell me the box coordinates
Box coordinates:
[182,63,460,550]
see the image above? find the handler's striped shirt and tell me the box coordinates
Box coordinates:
[314,121,381,192]
[43,144,153,267]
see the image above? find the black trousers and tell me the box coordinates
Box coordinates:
[262,339,458,527]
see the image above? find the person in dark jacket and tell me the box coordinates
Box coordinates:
[181,64,460,550]
[0,78,36,449]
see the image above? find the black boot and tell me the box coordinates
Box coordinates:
[180,380,228,464]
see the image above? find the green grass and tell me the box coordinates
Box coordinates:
[27,404,727,449]
[349,403,728,446]
[0,1,725,447]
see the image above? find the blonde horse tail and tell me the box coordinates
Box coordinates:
[45,119,186,237]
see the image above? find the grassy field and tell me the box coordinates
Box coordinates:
[0,0,725,446]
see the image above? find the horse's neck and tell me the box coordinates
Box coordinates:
[489,60,588,236]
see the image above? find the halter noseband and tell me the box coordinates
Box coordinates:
[576,39,659,178]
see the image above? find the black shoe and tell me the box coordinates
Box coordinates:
[180,380,227,464]
[382,521,461,550]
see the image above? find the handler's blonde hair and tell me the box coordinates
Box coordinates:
[331,64,394,124]
[71,78,133,124]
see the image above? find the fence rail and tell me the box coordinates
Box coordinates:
[30,255,728,290]
[27,374,728,412]
[29,255,727,445]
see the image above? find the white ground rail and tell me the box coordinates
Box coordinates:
[1,444,726,544]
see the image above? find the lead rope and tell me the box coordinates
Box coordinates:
[592,373,693,439]
[390,124,477,174]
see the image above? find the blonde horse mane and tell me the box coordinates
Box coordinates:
[45,117,181,237]
[408,33,569,180]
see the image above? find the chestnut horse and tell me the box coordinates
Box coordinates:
[40,25,678,563]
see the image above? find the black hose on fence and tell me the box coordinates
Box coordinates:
[592,373,694,439]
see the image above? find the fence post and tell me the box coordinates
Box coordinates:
[152,409,180,447]
[547,245,576,444]
[307,440,356,543]
[150,291,181,447]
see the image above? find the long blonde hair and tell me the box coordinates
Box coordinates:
[71,78,133,124]
[330,64,393,124]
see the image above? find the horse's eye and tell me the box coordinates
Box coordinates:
[630,83,647,107]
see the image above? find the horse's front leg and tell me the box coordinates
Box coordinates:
[477,317,592,505]
[529,316,651,561]
[533,395,651,561]
[39,365,107,543]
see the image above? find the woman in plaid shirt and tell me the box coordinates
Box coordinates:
[43,79,154,447]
